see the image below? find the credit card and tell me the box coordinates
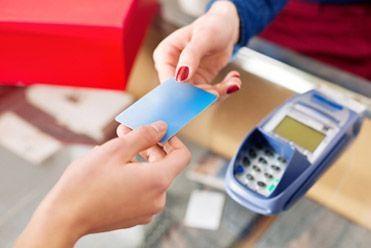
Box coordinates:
[115,79,217,143]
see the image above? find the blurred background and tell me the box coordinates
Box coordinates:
[0,0,370,247]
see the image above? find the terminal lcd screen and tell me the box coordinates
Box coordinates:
[274,116,325,153]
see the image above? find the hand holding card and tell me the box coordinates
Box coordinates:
[115,79,217,143]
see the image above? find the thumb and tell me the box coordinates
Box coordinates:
[153,136,191,182]
[122,121,167,160]
[175,35,210,82]
[101,121,167,163]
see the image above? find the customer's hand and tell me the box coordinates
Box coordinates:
[154,1,242,97]
[15,121,191,248]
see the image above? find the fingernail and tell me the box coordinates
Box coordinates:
[151,121,167,133]
[227,85,240,94]
[176,66,189,82]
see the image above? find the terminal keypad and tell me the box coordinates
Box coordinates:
[234,144,288,197]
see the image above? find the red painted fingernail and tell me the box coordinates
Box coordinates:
[227,85,240,94]
[176,66,189,82]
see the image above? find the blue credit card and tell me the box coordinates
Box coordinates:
[115,79,217,143]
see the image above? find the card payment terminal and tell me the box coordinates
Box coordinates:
[225,90,363,215]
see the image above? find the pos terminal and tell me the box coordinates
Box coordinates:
[225,90,363,214]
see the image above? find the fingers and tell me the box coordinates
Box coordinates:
[215,71,241,97]
[143,146,166,162]
[197,70,241,98]
[153,27,191,83]
[121,121,167,161]
[175,34,212,82]
[116,124,166,162]
[101,121,167,163]
[116,124,132,137]
[153,136,191,181]
[153,43,175,83]
[114,126,191,181]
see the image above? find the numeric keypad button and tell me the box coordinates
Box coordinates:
[278,156,287,163]
[264,172,274,180]
[258,157,268,165]
[246,174,254,181]
[242,156,251,166]
[264,149,274,157]
[257,181,267,188]
[252,165,262,173]
[270,165,281,172]
[248,148,257,158]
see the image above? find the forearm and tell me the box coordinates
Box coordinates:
[207,0,240,45]
[15,198,83,248]
[208,0,287,47]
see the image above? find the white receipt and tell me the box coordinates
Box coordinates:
[184,190,225,230]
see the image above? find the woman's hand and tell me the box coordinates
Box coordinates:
[15,121,191,248]
[154,0,242,97]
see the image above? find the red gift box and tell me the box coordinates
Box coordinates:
[0,0,158,90]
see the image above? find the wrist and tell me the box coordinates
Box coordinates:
[208,0,240,45]
[15,197,85,248]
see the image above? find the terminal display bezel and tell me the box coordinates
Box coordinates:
[263,102,339,163]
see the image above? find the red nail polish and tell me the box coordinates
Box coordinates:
[227,85,240,94]
[176,66,189,81]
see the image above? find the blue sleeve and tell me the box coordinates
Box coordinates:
[207,0,287,48]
